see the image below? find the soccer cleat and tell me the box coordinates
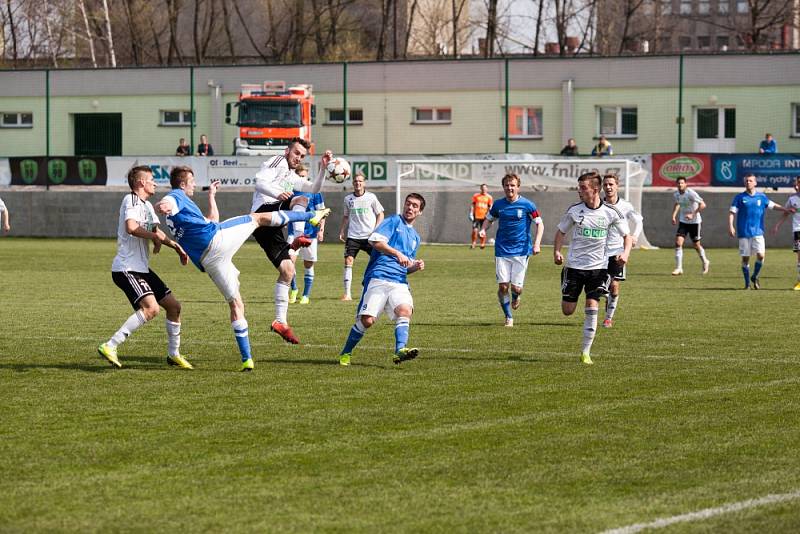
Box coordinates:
[793,282,800,291]
[339,354,351,366]
[511,294,521,310]
[702,259,710,274]
[290,235,312,251]
[340,294,353,301]
[289,288,298,304]
[751,275,760,290]
[393,347,419,364]
[671,268,683,276]
[241,358,254,372]
[299,296,310,305]
[97,343,122,368]
[580,352,594,365]
[271,320,300,344]
[504,317,514,327]
[602,318,613,328]
[309,208,331,227]
[167,354,194,370]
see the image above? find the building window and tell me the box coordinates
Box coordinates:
[716,35,730,50]
[680,0,692,14]
[661,0,673,14]
[412,107,451,124]
[736,0,748,12]
[327,108,363,125]
[679,36,692,50]
[597,106,637,137]
[503,106,543,138]
[792,104,800,136]
[718,0,729,13]
[698,0,710,13]
[160,110,194,126]
[1,112,33,128]
[697,36,711,49]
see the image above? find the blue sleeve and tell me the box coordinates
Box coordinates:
[489,202,499,218]
[374,216,396,239]
[731,194,739,209]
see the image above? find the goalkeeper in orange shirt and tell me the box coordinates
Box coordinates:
[470,183,493,249]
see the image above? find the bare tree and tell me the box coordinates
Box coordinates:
[450,0,468,57]
[101,0,116,66]
[5,0,20,66]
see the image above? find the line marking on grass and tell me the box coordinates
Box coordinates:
[600,490,800,534]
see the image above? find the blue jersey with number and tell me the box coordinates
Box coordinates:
[363,214,420,285]
[731,191,772,238]
[164,189,218,271]
[489,196,541,257]
[288,192,325,239]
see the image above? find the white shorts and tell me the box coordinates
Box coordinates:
[201,215,258,302]
[357,278,413,321]
[738,236,765,257]
[495,256,529,287]
[296,238,318,262]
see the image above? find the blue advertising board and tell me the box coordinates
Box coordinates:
[713,154,800,187]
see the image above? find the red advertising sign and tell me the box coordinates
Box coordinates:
[651,153,711,187]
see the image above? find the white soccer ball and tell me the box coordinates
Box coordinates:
[489,238,496,245]
[325,157,351,184]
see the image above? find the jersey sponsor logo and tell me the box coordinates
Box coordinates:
[517,209,523,218]
[580,228,607,238]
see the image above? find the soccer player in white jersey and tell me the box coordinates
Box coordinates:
[250,137,332,344]
[287,164,326,305]
[338,171,385,301]
[156,166,330,372]
[671,176,709,275]
[554,172,632,365]
[337,193,425,366]
[771,176,800,289]
[98,166,192,369]
[479,173,544,327]
[601,174,643,328]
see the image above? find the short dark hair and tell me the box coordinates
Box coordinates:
[405,192,426,211]
[288,137,311,151]
[676,176,687,183]
[578,171,601,188]
[169,165,194,189]
[501,173,520,187]
[127,165,152,190]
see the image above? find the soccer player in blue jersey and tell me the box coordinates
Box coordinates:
[338,193,426,366]
[728,173,793,289]
[288,164,326,304]
[156,166,330,371]
[479,173,544,327]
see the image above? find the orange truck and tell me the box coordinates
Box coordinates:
[225,81,316,156]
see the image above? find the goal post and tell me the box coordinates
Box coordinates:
[395,158,656,249]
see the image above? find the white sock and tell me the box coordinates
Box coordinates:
[274,281,290,324]
[292,204,306,236]
[109,310,147,347]
[697,247,708,263]
[675,248,683,269]
[605,295,619,320]
[343,265,353,296]
[165,319,181,357]
[582,308,598,355]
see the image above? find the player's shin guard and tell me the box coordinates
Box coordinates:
[303,267,314,297]
[582,308,598,355]
[274,281,290,323]
[605,294,619,320]
[343,265,353,296]
[498,291,512,319]
[231,318,252,362]
[753,260,763,278]
[675,247,683,269]
[742,265,751,286]
[109,309,147,347]
[165,319,181,357]
[291,204,307,236]
[341,320,366,355]
[267,210,313,227]
[394,317,410,353]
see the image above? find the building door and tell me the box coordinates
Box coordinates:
[693,107,735,153]
[74,113,122,156]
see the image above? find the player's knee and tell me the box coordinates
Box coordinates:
[395,305,413,318]
[498,283,510,294]
[510,284,523,294]
[279,260,295,280]
[561,302,576,316]
[291,197,309,208]
[140,302,160,321]
[344,256,354,266]
[360,315,375,329]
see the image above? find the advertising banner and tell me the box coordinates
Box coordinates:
[712,154,800,187]
[9,157,107,186]
[651,154,711,187]
[106,157,209,187]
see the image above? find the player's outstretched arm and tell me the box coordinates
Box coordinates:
[296,150,333,194]
[206,180,221,223]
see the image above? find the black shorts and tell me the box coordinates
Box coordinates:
[607,256,627,281]
[253,200,292,268]
[676,222,702,242]
[112,270,170,310]
[793,231,800,253]
[344,237,373,258]
[472,218,485,231]
[560,267,610,303]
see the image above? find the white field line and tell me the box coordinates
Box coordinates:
[600,490,800,534]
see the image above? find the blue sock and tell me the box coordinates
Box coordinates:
[290,275,297,291]
[341,321,366,355]
[303,267,314,297]
[231,319,252,362]
[498,292,512,319]
[742,265,751,286]
[282,210,313,223]
[753,260,763,278]
[395,317,410,353]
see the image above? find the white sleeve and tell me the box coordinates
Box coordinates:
[368,231,389,244]
[627,211,644,239]
[293,166,325,194]
[160,195,179,216]
[768,200,779,210]
[613,212,631,236]
[373,196,384,215]
[0,197,5,211]
[557,212,574,233]
[254,167,291,199]
[691,190,704,204]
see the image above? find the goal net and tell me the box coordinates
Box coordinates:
[394,158,655,249]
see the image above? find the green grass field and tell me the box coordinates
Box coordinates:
[2,238,800,532]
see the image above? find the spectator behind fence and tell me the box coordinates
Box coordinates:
[197,134,214,157]
[560,138,579,157]
[759,133,777,154]
[591,136,613,157]
[175,138,191,157]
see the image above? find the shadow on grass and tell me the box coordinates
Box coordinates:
[0,362,108,373]
[260,358,387,369]
[414,321,574,327]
